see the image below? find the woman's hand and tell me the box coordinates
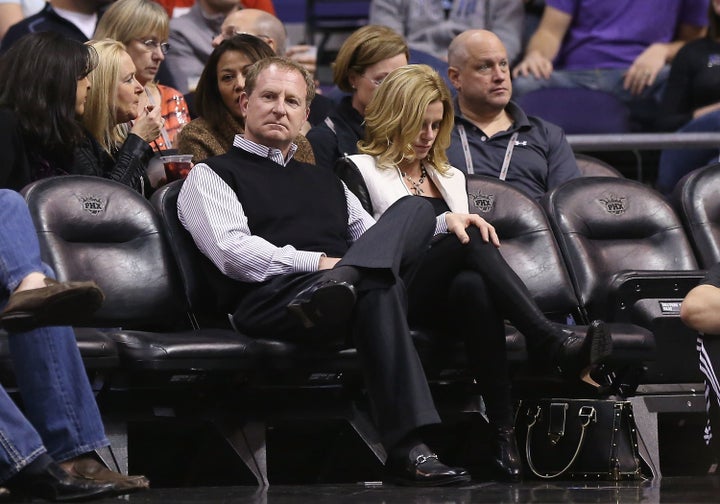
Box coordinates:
[445,212,500,246]
[623,43,668,96]
[130,104,163,143]
[318,256,341,270]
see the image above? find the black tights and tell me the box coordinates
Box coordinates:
[408,229,568,427]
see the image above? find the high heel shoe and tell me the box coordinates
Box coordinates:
[556,320,612,386]
[490,426,522,482]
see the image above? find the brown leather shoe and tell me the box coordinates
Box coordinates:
[0,278,104,332]
[66,456,149,494]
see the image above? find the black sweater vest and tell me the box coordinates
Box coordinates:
[207,147,350,258]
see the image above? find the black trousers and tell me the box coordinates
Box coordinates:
[408,232,511,426]
[232,196,440,448]
[407,227,567,426]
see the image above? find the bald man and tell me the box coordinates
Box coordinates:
[212,8,286,54]
[445,29,579,201]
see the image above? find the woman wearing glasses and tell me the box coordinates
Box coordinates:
[306,25,409,170]
[95,0,190,152]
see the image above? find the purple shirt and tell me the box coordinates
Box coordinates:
[548,0,709,69]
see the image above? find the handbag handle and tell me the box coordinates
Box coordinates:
[525,404,597,479]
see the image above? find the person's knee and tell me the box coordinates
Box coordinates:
[392,195,435,228]
[466,226,502,255]
[0,189,25,212]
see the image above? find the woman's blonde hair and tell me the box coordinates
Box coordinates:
[83,39,131,154]
[359,64,454,173]
[94,0,169,46]
[332,25,409,93]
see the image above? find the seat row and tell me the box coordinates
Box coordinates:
[3,163,718,483]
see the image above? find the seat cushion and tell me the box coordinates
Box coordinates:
[110,328,258,371]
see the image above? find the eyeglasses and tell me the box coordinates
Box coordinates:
[360,74,385,87]
[136,39,170,54]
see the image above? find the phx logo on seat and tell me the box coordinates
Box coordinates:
[598,194,627,215]
[77,195,106,215]
[469,190,495,213]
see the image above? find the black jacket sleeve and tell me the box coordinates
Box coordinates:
[72,133,152,195]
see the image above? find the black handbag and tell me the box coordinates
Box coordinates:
[515,398,649,480]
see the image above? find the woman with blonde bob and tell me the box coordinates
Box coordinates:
[306,25,409,169]
[75,39,163,195]
[95,0,190,151]
[346,64,612,482]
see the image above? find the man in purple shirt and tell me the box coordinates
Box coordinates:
[512,0,708,127]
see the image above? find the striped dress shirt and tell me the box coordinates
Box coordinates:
[177,135,376,283]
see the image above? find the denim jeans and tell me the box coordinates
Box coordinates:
[512,66,670,128]
[656,110,720,196]
[512,67,669,102]
[0,190,108,482]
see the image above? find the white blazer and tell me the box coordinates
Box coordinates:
[348,154,470,220]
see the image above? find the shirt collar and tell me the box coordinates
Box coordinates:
[232,134,298,166]
[452,97,531,131]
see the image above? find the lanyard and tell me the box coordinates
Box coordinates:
[457,123,518,181]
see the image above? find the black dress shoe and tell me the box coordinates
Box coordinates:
[6,461,115,502]
[490,426,522,482]
[287,280,356,329]
[387,444,471,487]
[557,320,613,385]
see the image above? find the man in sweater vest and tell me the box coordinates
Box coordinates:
[177,57,471,487]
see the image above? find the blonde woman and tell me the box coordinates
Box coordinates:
[95,0,190,151]
[306,25,409,169]
[75,39,162,195]
[347,64,612,481]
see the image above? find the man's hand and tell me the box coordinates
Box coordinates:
[318,256,342,270]
[445,213,500,246]
[623,43,668,96]
[512,50,554,80]
[287,44,317,75]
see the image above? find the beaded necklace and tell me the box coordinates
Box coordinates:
[402,164,428,195]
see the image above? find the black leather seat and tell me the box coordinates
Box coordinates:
[22,175,268,481]
[672,162,720,269]
[542,176,704,384]
[22,176,259,373]
[149,180,360,375]
[575,153,624,178]
[466,175,654,379]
